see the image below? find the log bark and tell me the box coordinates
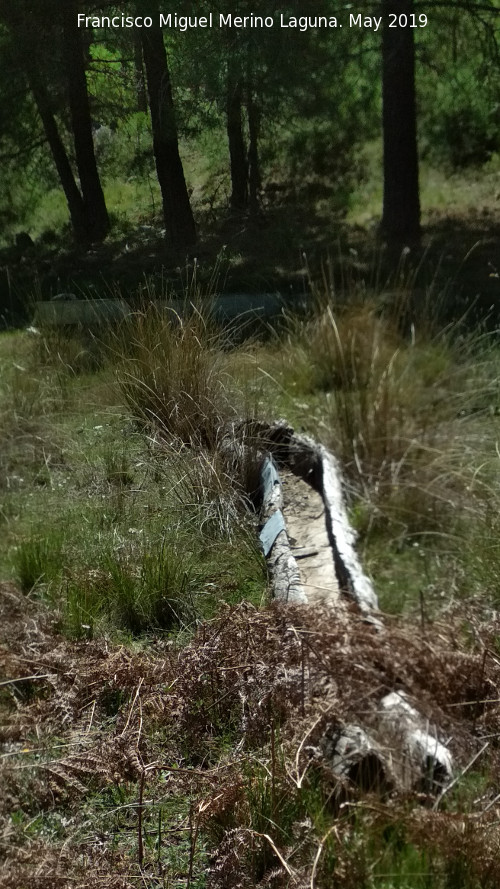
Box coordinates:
[377,691,453,792]
[259,457,307,604]
[322,723,394,794]
[249,420,379,615]
[320,703,452,795]
[320,446,379,614]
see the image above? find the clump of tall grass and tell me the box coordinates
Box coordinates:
[114,303,236,450]
[111,299,262,548]
[64,532,199,638]
[271,289,500,561]
[163,446,246,540]
[280,299,453,482]
[13,529,65,594]
[319,305,446,485]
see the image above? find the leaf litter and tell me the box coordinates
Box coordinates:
[2,580,500,888]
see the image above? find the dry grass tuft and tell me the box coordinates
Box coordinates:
[114,303,236,450]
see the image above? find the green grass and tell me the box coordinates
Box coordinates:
[13,529,66,595]
[348,139,500,227]
[4,270,500,889]
[242,284,500,616]
[63,532,198,638]
[5,175,161,245]
[5,278,500,621]
[0,321,266,640]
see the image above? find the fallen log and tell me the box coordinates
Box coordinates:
[321,722,394,794]
[318,698,453,795]
[259,456,307,604]
[252,423,453,793]
[253,420,378,614]
[377,691,453,792]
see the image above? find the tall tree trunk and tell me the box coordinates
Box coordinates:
[226,56,248,211]
[381,0,420,246]
[138,0,196,247]
[133,31,148,113]
[247,77,261,214]
[62,0,110,243]
[0,2,90,242]
[26,68,89,243]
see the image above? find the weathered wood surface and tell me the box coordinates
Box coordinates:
[280,470,341,606]
[254,421,453,792]
[377,691,453,791]
[259,456,307,604]
[254,420,378,615]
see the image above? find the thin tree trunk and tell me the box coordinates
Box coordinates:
[139,0,196,247]
[381,0,420,246]
[247,82,261,214]
[62,0,110,243]
[227,57,248,211]
[133,31,148,113]
[27,69,88,242]
[0,2,92,242]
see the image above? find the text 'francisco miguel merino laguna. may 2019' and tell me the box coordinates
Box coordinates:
[76,12,429,32]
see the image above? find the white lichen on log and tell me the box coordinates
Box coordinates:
[319,446,379,614]
[259,456,307,604]
[378,691,453,791]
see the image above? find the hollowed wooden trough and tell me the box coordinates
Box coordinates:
[251,419,453,795]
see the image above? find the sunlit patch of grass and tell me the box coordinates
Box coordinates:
[26,188,70,240]
[13,530,65,594]
[103,176,160,225]
[64,532,199,638]
[0,317,266,639]
[348,139,500,227]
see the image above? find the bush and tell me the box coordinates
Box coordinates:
[421,66,500,168]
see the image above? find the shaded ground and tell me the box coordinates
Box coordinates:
[2,202,499,332]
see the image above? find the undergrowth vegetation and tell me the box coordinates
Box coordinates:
[114,304,236,449]
[249,275,500,617]
[3,268,500,888]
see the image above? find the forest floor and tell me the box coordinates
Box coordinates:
[2,155,500,332]
[3,165,500,886]
[3,576,500,889]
